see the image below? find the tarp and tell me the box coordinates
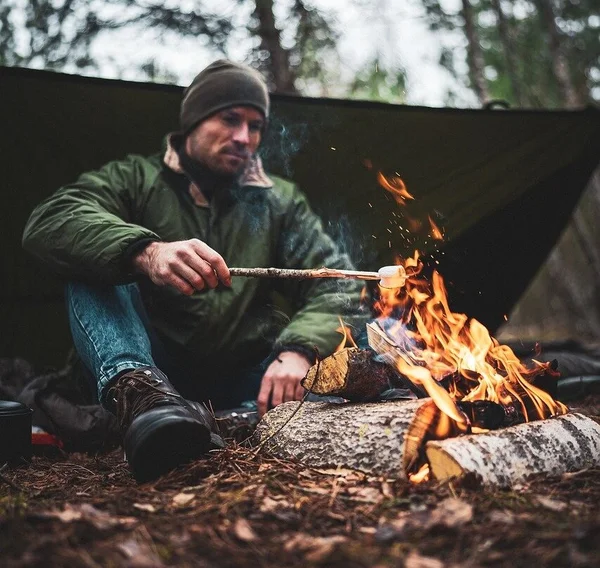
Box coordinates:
[1,66,599,368]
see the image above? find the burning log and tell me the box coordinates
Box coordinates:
[425,412,600,486]
[254,400,600,485]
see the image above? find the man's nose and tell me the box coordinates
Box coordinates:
[232,123,250,145]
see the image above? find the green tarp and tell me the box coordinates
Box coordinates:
[1,66,599,367]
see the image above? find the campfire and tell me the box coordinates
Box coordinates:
[366,251,569,480]
[254,172,600,486]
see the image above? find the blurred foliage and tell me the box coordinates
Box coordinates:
[421,0,598,108]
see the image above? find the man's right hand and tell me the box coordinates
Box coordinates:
[132,239,231,295]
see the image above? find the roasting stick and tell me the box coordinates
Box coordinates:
[229,265,407,288]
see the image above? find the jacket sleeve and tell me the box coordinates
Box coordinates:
[22,155,161,284]
[274,183,369,358]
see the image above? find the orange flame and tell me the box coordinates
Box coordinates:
[408,463,430,483]
[377,172,414,206]
[335,317,358,352]
[428,216,444,240]
[374,254,567,432]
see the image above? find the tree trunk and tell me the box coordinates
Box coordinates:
[253,0,297,93]
[426,412,600,485]
[490,0,526,106]
[535,0,581,107]
[461,0,490,105]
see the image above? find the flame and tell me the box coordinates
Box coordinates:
[408,463,430,483]
[374,254,567,437]
[377,172,414,206]
[335,317,358,352]
[428,216,444,240]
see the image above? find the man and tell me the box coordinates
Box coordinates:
[22,60,365,482]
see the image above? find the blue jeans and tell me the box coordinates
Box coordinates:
[66,282,265,410]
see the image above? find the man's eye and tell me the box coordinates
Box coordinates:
[249,122,263,132]
[223,115,239,126]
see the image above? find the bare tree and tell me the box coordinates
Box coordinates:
[535,0,582,107]
[490,0,526,106]
[251,0,297,93]
[461,0,490,105]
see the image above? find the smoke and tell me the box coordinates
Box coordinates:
[260,113,309,177]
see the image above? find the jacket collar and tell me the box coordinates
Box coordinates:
[163,133,273,207]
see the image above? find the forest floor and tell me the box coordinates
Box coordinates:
[1,395,599,568]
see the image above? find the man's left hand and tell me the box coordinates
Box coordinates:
[257,351,312,416]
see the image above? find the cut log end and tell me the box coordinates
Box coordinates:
[302,348,398,402]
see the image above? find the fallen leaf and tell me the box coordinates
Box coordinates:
[133,503,157,513]
[405,550,445,568]
[346,486,383,504]
[260,495,292,514]
[488,510,515,524]
[284,533,346,562]
[381,480,393,499]
[233,518,258,542]
[428,498,473,528]
[172,493,195,507]
[536,496,568,512]
[36,504,137,531]
[118,538,164,567]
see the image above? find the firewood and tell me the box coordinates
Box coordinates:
[301,348,399,402]
[255,401,600,485]
[425,412,600,486]
[254,399,428,478]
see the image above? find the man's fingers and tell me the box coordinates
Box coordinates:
[190,239,231,285]
[294,382,305,401]
[174,258,216,290]
[271,379,285,409]
[257,375,272,417]
[161,273,195,296]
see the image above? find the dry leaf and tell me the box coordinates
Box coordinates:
[284,534,346,562]
[346,486,383,503]
[536,496,568,512]
[233,518,258,542]
[37,504,137,530]
[172,493,195,507]
[118,538,163,567]
[259,495,292,514]
[405,550,445,568]
[488,510,515,524]
[133,503,157,513]
[428,498,473,528]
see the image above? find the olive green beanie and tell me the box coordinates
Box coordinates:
[180,60,270,134]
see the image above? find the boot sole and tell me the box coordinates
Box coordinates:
[124,406,212,483]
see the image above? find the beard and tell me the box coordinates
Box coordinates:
[177,147,244,202]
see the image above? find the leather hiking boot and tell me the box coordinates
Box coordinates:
[108,367,224,483]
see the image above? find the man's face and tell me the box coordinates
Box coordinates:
[185,106,264,176]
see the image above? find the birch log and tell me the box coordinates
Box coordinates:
[426,412,600,486]
[255,400,600,485]
[254,399,427,477]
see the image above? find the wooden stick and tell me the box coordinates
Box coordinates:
[229,267,381,281]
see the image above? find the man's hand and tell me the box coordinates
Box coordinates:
[257,351,312,416]
[132,239,231,295]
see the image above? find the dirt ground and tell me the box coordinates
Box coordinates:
[1,396,599,568]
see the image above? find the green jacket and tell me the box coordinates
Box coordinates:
[22,146,366,366]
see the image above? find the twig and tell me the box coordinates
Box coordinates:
[0,463,23,492]
[230,267,381,281]
[252,353,323,455]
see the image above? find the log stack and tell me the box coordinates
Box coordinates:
[254,400,600,485]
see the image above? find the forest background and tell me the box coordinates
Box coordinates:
[1,0,598,109]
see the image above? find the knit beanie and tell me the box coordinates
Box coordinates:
[180,60,270,135]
